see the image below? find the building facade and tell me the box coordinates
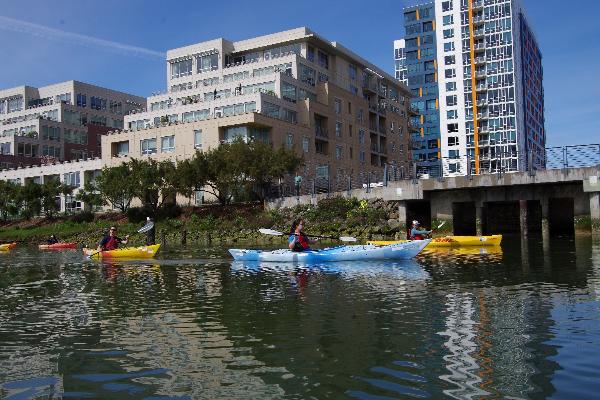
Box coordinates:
[105,27,412,198]
[0,81,144,169]
[395,0,545,177]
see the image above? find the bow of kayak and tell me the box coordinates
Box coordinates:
[83,244,161,259]
[39,242,78,250]
[0,242,17,251]
[229,239,431,262]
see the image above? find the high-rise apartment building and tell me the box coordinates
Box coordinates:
[0,81,144,169]
[104,27,412,199]
[395,0,545,177]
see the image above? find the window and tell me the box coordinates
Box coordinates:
[318,51,329,69]
[302,137,310,153]
[446,95,458,106]
[360,150,365,163]
[423,22,434,32]
[286,133,294,149]
[76,94,86,107]
[348,64,357,80]
[426,99,437,110]
[449,149,460,159]
[141,138,157,155]
[447,123,459,133]
[115,141,129,156]
[194,130,202,148]
[428,139,438,149]
[171,59,193,78]
[161,135,175,152]
[196,53,219,73]
[425,73,436,83]
[446,81,457,91]
[358,129,365,144]
[334,98,342,114]
[443,29,454,39]
[443,15,453,25]
[335,121,342,137]
[442,1,452,11]
[63,172,81,188]
[445,68,456,78]
[444,55,455,65]
[336,145,343,160]
[449,163,460,173]
[444,42,455,52]
[448,136,459,146]
[447,110,458,119]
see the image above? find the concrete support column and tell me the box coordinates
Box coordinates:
[541,197,550,247]
[591,192,600,234]
[519,200,528,238]
[475,204,483,236]
[398,201,407,232]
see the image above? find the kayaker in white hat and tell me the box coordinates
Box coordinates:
[409,220,432,240]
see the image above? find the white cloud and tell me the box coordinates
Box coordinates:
[0,15,165,59]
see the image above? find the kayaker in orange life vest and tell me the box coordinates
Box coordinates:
[98,226,129,251]
[288,218,317,252]
[409,220,432,240]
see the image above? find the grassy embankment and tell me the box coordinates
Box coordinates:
[0,198,441,246]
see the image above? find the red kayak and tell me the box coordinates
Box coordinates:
[39,242,78,250]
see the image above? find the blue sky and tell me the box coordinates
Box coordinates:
[0,0,598,146]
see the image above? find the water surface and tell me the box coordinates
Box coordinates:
[0,236,599,399]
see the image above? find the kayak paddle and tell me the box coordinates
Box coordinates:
[259,228,357,242]
[87,221,156,259]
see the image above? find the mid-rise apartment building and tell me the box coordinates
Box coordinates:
[0,81,144,169]
[105,27,412,198]
[395,0,545,177]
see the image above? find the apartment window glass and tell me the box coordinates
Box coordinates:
[425,73,436,83]
[334,98,342,114]
[286,133,294,149]
[442,1,452,11]
[318,51,329,69]
[302,137,309,153]
[282,82,297,102]
[443,15,454,25]
[335,121,342,137]
[444,42,455,52]
[76,94,86,107]
[447,110,458,119]
[161,135,175,152]
[444,55,456,65]
[140,138,157,155]
[446,81,457,91]
[196,53,218,73]
[194,130,202,148]
[445,68,456,78]
[448,136,459,146]
[423,22,433,32]
[116,141,129,156]
[449,149,460,159]
[348,64,357,80]
[424,61,435,71]
[358,129,365,144]
[171,59,192,78]
[446,95,457,106]
[426,99,436,110]
[443,29,454,39]
[335,145,343,160]
[447,123,459,133]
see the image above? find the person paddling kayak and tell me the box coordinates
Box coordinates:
[47,235,59,245]
[409,220,432,240]
[98,226,129,251]
[288,218,317,252]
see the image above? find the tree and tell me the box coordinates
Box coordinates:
[75,181,104,211]
[40,179,73,219]
[15,180,42,219]
[95,163,137,212]
[128,158,180,213]
[0,180,20,220]
[243,140,303,201]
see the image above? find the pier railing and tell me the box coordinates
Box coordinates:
[268,144,600,199]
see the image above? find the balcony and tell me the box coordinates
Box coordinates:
[475,70,487,79]
[472,14,485,25]
[472,0,484,10]
[473,29,485,39]
[476,83,488,92]
[408,106,420,116]
[474,42,486,51]
[315,126,329,139]
[478,125,490,134]
[476,112,489,120]
[476,98,488,107]
[362,79,378,94]
[474,56,486,65]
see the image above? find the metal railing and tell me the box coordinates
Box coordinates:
[267,144,600,199]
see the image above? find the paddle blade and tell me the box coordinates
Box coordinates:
[339,236,357,242]
[436,221,446,230]
[259,228,284,236]
[138,221,155,234]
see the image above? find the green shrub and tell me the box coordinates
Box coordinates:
[156,203,182,220]
[70,211,94,224]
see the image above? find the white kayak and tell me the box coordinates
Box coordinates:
[229,239,431,262]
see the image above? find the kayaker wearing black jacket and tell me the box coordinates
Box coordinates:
[47,235,59,245]
[98,226,129,251]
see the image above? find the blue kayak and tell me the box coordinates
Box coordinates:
[229,239,431,262]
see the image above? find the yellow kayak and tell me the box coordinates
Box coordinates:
[0,242,17,251]
[369,235,502,247]
[83,244,161,259]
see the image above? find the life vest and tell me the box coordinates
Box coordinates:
[291,233,310,252]
[104,236,119,251]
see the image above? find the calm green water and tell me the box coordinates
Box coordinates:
[1,236,599,399]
